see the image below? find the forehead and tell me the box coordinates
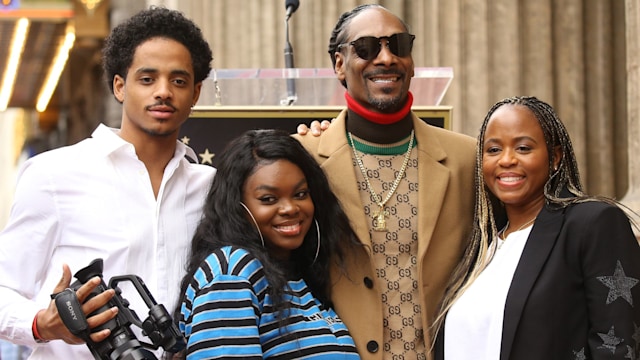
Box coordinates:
[347,8,407,40]
[130,37,194,71]
[485,104,543,137]
[246,160,305,186]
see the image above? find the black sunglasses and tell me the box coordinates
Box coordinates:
[338,33,416,60]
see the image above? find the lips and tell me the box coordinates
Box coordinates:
[147,105,175,112]
[370,75,400,83]
[273,222,303,236]
[146,105,175,120]
[498,176,524,183]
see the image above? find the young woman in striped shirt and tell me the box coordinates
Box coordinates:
[176,129,361,359]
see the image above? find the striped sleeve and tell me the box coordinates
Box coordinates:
[181,247,269,360]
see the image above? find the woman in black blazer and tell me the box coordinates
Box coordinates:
[433,96,640,359]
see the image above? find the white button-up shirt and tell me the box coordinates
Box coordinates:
[0,124,215,359]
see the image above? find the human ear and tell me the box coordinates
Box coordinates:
[113,75,125,103]
[192,81,202,105]
[552,146,563,171]
[335,53,346,82]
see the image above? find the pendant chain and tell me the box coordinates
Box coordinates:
[499,216,537,242]
[348,130,414,231]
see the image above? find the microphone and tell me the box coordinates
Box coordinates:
[285,0,299,19]
[282,0,299,105]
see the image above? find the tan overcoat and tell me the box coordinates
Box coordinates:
[293,109,476,360]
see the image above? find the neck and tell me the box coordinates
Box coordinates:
[345,92,414,144]
[118,128,177,198]
[501,206,543,240]
[504,199,545,229]
[118,126,177,166]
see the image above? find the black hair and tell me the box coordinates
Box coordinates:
[178,129,359,321]
[102,6,212,93]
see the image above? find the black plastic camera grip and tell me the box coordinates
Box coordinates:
[53,288,91,340]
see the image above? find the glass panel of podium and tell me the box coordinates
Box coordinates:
[183,67,453,166]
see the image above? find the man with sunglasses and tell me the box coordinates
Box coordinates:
[293,4,476,360]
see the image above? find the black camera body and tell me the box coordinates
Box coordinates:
[54,258,185,360]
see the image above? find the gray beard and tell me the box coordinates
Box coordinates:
[368,90,404,113]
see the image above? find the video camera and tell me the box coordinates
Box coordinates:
[53,258,185,360]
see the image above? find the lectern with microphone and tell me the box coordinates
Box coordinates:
[176,0,454,167]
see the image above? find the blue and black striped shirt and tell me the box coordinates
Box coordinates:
[180,246,360,359]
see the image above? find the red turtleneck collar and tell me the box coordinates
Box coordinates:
[345,91,413,125]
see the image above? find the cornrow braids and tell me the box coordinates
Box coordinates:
[327,4,410,88]
[328,4,380,69]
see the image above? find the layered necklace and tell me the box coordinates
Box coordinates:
[348,130,415,232]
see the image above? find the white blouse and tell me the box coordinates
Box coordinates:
[443,225,533,360]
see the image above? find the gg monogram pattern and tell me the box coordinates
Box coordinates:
[352,143,424,360]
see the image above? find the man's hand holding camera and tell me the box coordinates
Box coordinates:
[34,264,118,344]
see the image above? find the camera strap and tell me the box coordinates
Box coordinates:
[53,288,91,341]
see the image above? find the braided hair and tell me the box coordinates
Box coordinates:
[431,95,634,347]
[327,4,410,88]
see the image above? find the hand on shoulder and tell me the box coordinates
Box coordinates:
[296,119,333,137]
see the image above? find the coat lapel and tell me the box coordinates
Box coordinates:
[413,116,450,257]
[500,205,565,360]
[315,110,373,247]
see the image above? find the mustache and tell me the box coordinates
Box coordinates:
[363,69,404,78]
[145,100,177,111]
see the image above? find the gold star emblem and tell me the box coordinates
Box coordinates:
[198,148,215,165]
[180,136,191,145]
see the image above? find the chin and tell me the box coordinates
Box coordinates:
[144,124,179,137]
[371,98,403,112]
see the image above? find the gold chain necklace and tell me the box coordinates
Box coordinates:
[499,216,537,246]
[348,130,415,232]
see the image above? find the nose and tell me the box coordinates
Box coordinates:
[278,199,300,216]
[154,79,173,100]
[497,148,517,167]
[374,39,396,65]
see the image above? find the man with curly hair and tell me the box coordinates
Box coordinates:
[0,7,214,359]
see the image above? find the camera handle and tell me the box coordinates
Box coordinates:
[53,288,92,341]
[109,275,185,353]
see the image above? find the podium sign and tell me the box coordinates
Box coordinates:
[180,67,453,167]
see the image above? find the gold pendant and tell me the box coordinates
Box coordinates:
[373,207,389,232]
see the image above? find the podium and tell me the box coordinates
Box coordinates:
[181,67,453,166]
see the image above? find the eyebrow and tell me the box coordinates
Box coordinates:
[134,67,193,78]
[484,135,539,145]
[254,178,308,192]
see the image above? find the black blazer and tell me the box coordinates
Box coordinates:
[436,200,640,359]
